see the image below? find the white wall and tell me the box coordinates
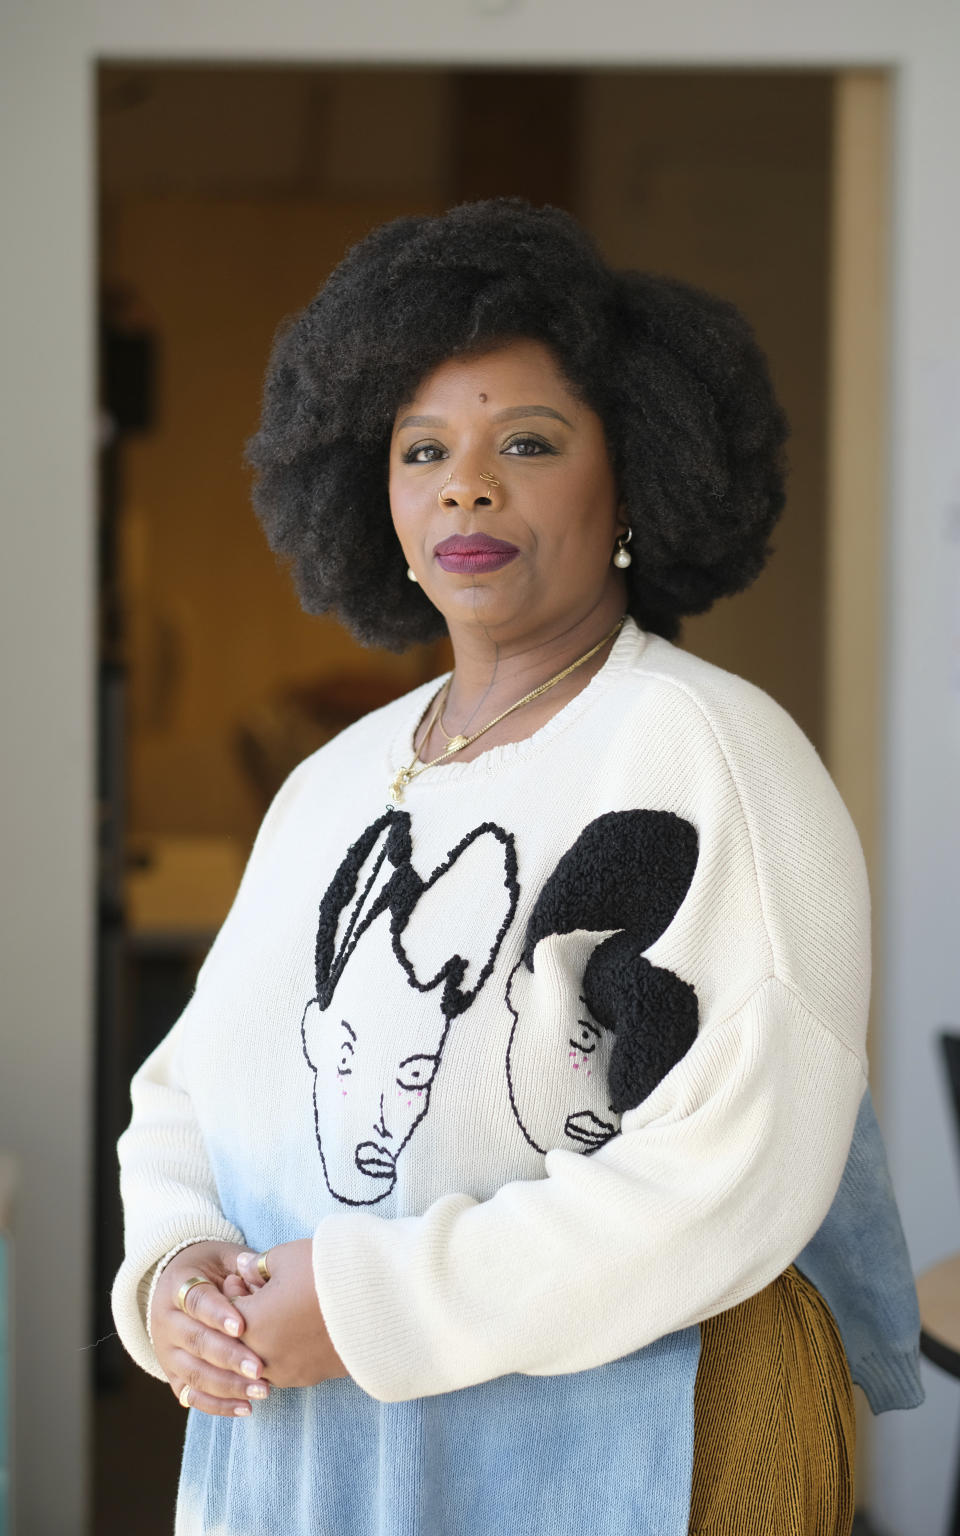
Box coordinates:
[0,5,94,1535]
[2,1,957,1531]
[873,43,960,1533]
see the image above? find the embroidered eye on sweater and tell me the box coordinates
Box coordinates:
[397,1054,440,1093]
[569,1010,600,1074]
[336,1022,355,1079]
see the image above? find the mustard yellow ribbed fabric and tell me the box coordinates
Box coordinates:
[689,1265,855,1536]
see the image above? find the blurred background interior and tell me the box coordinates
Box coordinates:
[3,9,960,1534]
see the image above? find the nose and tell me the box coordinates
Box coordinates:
[373,1093,392,1140]
[437,464,502,511]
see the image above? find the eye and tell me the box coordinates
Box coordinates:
[569,1019,600,1054]
[337,1031,355,1077]
[502,434,555,456]
[397,1053,440,1092]
[401,442,445,464]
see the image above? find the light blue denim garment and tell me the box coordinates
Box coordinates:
[177,1151,702,1536]
[793,1082,925,1413]
[174,1083,921,1535]
[176,1330,701,1535]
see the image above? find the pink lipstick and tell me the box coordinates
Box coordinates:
[434,532,519,574]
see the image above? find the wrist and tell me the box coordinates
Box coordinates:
[145,1236,233,1348]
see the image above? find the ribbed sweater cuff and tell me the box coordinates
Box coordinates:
[854,1345,926,1413]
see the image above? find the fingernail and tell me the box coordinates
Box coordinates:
[224,1317,240,1337]
[234,1403,252,1416]
[237,1252,255,1268]
[246,1383,268,1399]
[240,1359,259,1379]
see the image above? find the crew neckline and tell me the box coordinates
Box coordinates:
[385,615,647,797]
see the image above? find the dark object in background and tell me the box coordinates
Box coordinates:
[94,317,157,1390]
[102,328,155,434]
[941,1032,960,1166]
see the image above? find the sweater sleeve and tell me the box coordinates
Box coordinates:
[312,980,867,1401]
[110,1011,247,1380]
[111,756,313,1379]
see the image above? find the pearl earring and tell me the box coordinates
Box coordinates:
[613,529,633,569]
[406,567,419,583]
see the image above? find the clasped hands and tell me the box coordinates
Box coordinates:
[150,1239,349,1418]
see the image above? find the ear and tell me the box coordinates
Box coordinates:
[524,810,698,963]
[300,996,321,1070]
[315,810,412,1004]
[396,821,520,1019]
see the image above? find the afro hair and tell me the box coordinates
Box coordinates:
[244,195,790,649]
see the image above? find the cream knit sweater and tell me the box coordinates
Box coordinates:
[113,617,870,1406]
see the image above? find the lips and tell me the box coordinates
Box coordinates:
[354,1141,396,1179]
[564,1111,616,1150]
[434,532,519,574]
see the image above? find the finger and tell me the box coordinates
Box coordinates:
[236,1251,268,1290]
[171,1379,254,1419]
[171,1350,271,1405]
[181,1318,265,1380]
[171,1312,264,1381]
[222,1273,254,1300]
[182,1274,247,1339]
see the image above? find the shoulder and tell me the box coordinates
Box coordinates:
[625,632,836,813]
[631,632,813,749]
[624,632,870,1048]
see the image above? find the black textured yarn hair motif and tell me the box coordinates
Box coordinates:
[524,810,700,1114]
[244,195,791,650]
[314,809,519,1021]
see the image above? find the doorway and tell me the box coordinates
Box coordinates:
[93,61,880,1532]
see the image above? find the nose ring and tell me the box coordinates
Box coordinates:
[437,470,500,507]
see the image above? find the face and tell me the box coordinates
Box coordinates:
[301,812,518,1207]
[301,937,449,1206]
[389,337,628,643]
[505,931,620,1156]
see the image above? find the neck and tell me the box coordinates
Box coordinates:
[441,592,627,737]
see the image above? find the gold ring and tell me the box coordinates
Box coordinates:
[478,470,500,487]
[437,474,453,507]
[256,1251,272,1282]
[179,1383,193,1409]
[176,1275,212,1314]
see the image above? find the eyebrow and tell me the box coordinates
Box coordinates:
[395,404,573,432]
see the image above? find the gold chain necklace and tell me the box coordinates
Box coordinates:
[387,614,626,805]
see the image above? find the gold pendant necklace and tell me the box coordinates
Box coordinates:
[435,699,469,754]
[387,614,626,805]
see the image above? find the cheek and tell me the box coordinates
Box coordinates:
[532,478,616,564]
[388,475,423,541]
[567,1045,595,1079]
[394,1085,429,1112]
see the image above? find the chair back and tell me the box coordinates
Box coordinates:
[940,1031,960,1163]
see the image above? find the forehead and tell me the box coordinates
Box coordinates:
[396,337,575,415]
[328,958,448,1042]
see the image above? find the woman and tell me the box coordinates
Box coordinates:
[112,196,923,1536]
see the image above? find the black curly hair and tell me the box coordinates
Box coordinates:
[244,195,790,649]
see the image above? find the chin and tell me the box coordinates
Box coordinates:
[442,584,530,632]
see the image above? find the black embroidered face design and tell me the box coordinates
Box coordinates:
[506,810,700,1155]
[302,810,518,1206]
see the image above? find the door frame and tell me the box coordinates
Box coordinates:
[3,7,959,1531]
